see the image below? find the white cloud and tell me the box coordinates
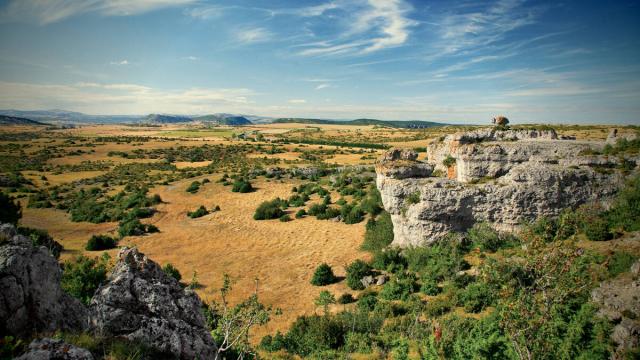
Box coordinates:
[0,0,196,25]
[183,5,223,20]
[109,60,129,66]
[288,99,307,104]
[183,56,199,61]
[315,84,331,90]
[275,2,339,17]
[234,27,272,44]
[295,0,417,56]
[0,81,254,114]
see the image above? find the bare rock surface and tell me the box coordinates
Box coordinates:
[90,247,216,359]
[0,223,87,336]
[15,338,94,360]
[376,129,635,246]
[591,260,640,358]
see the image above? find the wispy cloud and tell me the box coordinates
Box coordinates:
[315,84,331,90]
[183,5,223,20]
[182,56,199,61]
[0,0,197,25]
[295,0,417,56]
[234,27,273,44]
[288,99,307,104]
[109,59,129,66]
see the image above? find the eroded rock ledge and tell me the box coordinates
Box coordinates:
[376,129,636,247]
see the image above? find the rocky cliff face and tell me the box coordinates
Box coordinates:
[376,129,635,247]
[90,247,217,359]
[0,223,87,336]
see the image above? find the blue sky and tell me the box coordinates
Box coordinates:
[0,0,638,124]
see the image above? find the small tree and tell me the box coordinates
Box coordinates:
[311,263,337,286]
[314,290,336,315]
[162,263,182,282]
[208,274,271,360]
[346,259,372,290]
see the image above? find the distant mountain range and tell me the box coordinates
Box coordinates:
[0,109,448,128]
[0,115,47,125]
[272,118,446,128]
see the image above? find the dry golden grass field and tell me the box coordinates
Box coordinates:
[2,121,634,344]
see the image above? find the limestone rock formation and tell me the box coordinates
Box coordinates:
[90,247,217,359]
[376,129,635,247]
[0,223,88,336]
[591,259,640,358]
[15,338,94,360]
[492,116,509,126]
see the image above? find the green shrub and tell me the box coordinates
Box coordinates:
[405,191,420,205]
[346,259,372,290]
[344,332,371,353]
[420,279,441,296]
[279,214,292,222]
[341,203,364,224]
[187,205,209,218]
[361,211,394,252]
[260,331,286,352]
[608,252,638,277]
[162,263,182,282]
[357,293,378,312]
[86,234,117,251]
[295,209,307,218]
[337,293,356,304]
[405,237,469,282]
[442,155,456,168]
[284,315,346,356]
[254,198,285,220]
[425,295,453,317]
[186,181,200,193]
[380,272,418,301]
[311,263,337,286]
[0,192,21,224]
[371,247,406,272]
[117,218,157,238]
[467,222,518,252]
[232,179,253,193]
[61,254,109,304]
[584,217,612,241]
[460,282,494,313]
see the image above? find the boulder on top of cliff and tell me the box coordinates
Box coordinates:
[15,338,94,360]
[492,115,509,126]
[90,247,217,359]
[0,223,88,337]
[376,148,433,180]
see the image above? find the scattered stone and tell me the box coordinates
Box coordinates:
[591,260,640,358]
[361,275,375,288]
[0,223,88,336]
[375,275,388,286]
[16,338,94,360]
[90,247,217,359]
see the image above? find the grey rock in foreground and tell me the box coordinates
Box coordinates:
[0,223,88,336]
[90,247,217,359]
[591,259,640,359]
[376,129,634,246]
[15,338,94,360]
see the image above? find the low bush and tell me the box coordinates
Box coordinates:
[284,315,346,357]
[380,272,418,301]
[607,252,638,277]
[459,282,494,313]
[295,209,307,218]
[187,205,209,218]
[362,212,394,252]
[162,263,182,282]
[86,234,117,251]
[337,293,356,304]
[118,218,158,238]
[420,279,441,296]
[61,254,109,304]
[442,155,456,168]
[346,259,372,290]
[584,217,613,241]
[186,181,200,193]
[357,293,378,312]
[467,222,518,252]
[232,179,253,193]
[311,263,337,286]
[279,214,291,222]
[254,198,285,220]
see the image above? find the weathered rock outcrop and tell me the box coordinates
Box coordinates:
[591,259,640,358]
[376,129,635,246]
[15,338,94,360]
[0,223,88,336]
[90,247,217,359]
